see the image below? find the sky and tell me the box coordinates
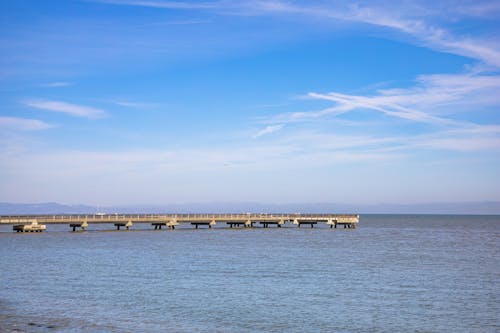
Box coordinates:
[1,0,499,206]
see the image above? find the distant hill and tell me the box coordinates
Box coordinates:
[1,201,500,215]
[0,202,97,215]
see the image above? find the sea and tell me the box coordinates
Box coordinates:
[0,215,498,333]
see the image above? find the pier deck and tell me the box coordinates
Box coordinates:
[0,213,359,232]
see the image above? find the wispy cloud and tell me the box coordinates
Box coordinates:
[41,82,74,88]
[271,2,500,68]
[453,2,500,18]
[96,1,500,66]
[272,125,500,156]
[364,126,500,153]
[0,116,55,131]
[98,0,218,10]
[267,70,500,126]
[149,19,212,26]
[263,107,346,124]
[253,124,284,138]
[97,0,500,68]
[307,91,462,125]
[414,135,500,152]
[24,100,107,119]
[97,0,500,155]
[252,102,290,109]
[113,100,158,108]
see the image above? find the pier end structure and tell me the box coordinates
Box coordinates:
[11,219,47,232]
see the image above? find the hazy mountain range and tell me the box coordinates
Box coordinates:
[1,202,500,215]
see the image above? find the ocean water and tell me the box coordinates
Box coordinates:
[0,215,498,332]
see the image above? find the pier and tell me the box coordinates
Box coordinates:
[0,213,359,232]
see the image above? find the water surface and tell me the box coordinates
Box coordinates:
[0,215,498,332]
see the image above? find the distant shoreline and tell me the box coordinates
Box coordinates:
[1,201,500,215]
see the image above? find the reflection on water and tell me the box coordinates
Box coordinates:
[0,215,499,332]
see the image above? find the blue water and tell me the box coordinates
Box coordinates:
[0,215,499,332]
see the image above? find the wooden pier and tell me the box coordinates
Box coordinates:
[0,213,359,232]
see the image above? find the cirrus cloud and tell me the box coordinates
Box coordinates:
[253,124,284,138]
[23,100,107,119]
[0,116,55,131]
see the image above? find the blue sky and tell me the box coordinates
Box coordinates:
[1,0,499,206]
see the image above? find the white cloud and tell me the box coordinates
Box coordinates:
[269,2,500,68]
[263,107,349,124]
[96,0,500,68]
[1,125,498,204]
[253,124,284,138]
[95,0,500,155]
[113,100,158,108]
[411,125,500,152]
[98,0,217,10]
[98,1,500,68]
[453,2,500,18]
[24,100,107,119]
[416,137,500,152]
[308,91,453,125]
[41,82,73,88]
[149,19,212,25]
[265,70,500,128]
[277,125,500,154]
[0,143,401,204]
[0,117,55,131]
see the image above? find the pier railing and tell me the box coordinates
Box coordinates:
[0,213,359,224]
